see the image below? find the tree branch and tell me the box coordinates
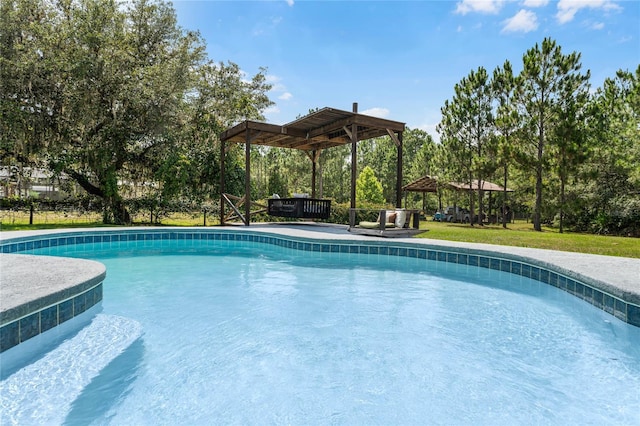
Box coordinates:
[64,169,105,198]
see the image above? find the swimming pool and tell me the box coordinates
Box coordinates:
[1,228,639,424]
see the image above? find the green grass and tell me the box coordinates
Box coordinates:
[0,211,212,230]
[0,222,116,231]
[2,211,638,259]
[418,220,640,259]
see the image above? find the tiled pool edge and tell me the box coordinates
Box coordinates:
[0,253,105,353]
[0,283,103,353]
[1,228,638,330]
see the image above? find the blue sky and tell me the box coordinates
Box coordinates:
[172,0,639,139]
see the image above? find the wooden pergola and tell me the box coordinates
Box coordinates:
[219,103,405,225]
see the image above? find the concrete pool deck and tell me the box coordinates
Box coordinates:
[0,254,105,323]
[1,224,639,334]
[250,223,640,305]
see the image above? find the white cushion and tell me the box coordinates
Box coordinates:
[395,210,407,227]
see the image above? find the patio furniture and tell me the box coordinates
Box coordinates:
[268,197,331,220]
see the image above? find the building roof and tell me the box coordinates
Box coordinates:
[402,176,514,193]
[447,180,513,192]
[219,107,405,151]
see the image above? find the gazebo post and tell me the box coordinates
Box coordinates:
[244,128,251,225]
[220,140,225,226]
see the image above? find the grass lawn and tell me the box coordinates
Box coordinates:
[418,220,640,259]
[0,211,207,230]
[1,211,638,259]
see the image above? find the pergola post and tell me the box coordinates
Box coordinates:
[396,131,403,208]
[220,140,225,226]
[311,149,317,199]
[244,128,251,225]
[350,102,358,211]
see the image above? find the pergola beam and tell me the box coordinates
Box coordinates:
[386,128,401,147]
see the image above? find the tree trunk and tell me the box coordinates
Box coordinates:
[468,173,475,226]
[534,161,543,231]
[468,149,474,226]
[559,176,565,234]
[534,118,544,232]
[106,195,131,225]
[66,168,131,225]
[477,184,484,226]
[502,163,508,228]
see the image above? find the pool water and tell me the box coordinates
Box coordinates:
[3,240,640,424]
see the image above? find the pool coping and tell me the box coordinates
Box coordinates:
[0,253,105,353]
[1,224,639,332]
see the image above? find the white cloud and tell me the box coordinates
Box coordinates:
[419,122,440,142]
[270,82,286,92]
[617,35,632,44]
[455,0,505,15]
[285,0,294,6]
[252,15,284,37]
[361,107,390,118]
[523,0,549,7]
[266,74,286,92]
[591,21,605,29]
[239,69,252,85]
[264,105,280,115]
[556,0,621,24]
[502,9,539,33]
[266,74,293,108]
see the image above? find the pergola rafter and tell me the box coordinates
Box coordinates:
[219,103,406,226]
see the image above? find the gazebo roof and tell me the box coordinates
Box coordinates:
[219,107,405,151]
[402,175,438,193]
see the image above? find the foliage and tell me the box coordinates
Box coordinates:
[577,66,640,235]
[491,60,519,228]
[355,166,385,206]
[515,37,590,231]
[438,66,494,225]
[2,17,638,239]
[0,0,272,225]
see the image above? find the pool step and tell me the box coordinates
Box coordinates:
[0,314,143,425]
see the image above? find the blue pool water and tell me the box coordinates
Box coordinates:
[2,239,640,425]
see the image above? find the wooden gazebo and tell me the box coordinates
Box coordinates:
[219,103,405,226]
[402,175,440,213]
[402,175,439,193]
